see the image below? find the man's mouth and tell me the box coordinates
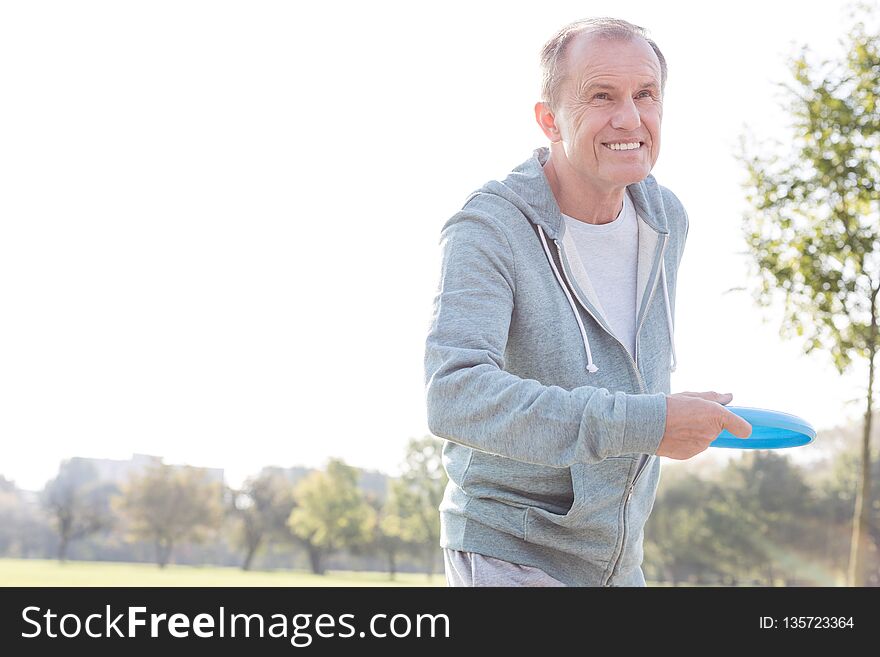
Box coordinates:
[602,141,643,151]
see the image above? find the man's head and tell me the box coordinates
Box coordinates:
[535,18,667,196]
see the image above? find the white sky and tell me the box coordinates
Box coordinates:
[1,0,875,491]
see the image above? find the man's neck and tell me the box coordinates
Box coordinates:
[542,155,626,225]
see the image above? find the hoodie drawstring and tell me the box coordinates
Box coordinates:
[536,223,677,375]
[536,224,599,373]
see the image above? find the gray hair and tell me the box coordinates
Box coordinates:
[540,17,667,111]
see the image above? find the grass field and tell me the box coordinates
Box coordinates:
[0,558,446,587]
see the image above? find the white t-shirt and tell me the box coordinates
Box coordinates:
[561,190,639,359]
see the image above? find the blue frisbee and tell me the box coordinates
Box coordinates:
[710,405,816,449]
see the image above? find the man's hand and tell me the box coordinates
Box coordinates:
[656,391,752,460]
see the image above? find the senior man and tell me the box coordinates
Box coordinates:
[424,17,752,587]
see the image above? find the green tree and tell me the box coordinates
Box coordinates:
[42,459,116,562]
[644,473,719,585]
[702,487,768,586]
[229,467,296,571]
[645,471,767,586]
[114,462,224,568]
[396,436,447,578]
[726,453,812,541]
[818,445,880,584]
[366,482,410,581]
[722,453,821,585]
[0,478,16,556]
[287,459,375,575]
[738,3,880,586]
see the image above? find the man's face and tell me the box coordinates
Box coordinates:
[551,33,663,191]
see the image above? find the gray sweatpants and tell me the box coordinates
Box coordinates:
[442,548,567,587]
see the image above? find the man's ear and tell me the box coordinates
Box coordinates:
[534,101,561,142]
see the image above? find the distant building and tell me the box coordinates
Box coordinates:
[71,453,225,487]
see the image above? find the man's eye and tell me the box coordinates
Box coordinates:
[637,91,654,99]
[593,93,609,100]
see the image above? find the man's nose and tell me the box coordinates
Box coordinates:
[610,98,641,131]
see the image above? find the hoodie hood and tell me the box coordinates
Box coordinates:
[476,146,677,375]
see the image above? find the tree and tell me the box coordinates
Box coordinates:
[646,474,718,585]
[818,444,880,584]
[228,467,296,571]
[645,471,767,586]
[287,459,375,575]
[114,462,224,568]
[0,477,23,556]
[726,453,813,537]
[365,482,410,581]
[396,436,448,578]
[42,459,116,562]
[722,453,820,585]
[738,3,880,586]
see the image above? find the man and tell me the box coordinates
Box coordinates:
[423,17,752,587]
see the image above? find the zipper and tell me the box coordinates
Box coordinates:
[620,234,669,482]
[605,459,651,585]
[553,233,669,586]
[554,236,668,396]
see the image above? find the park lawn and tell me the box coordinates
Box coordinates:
[0,558,446,587]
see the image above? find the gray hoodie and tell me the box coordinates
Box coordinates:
[424,146,688,586]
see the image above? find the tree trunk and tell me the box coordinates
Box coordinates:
[157,539,173,569]
[57,514,72,563]
[387,550,396,581]
[307,544,324,575]
[848,292,877,587]
[242,537,262,571]
[425,542,435,579]
[58,534,69,563]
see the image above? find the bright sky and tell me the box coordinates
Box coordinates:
[1,0,874,491]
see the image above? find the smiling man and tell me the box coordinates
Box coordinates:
[424,18,751,587]
[538,26,663,223]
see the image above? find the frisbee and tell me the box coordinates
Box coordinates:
[710,405,816,449]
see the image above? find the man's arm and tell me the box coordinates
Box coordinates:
[424,210,668,468]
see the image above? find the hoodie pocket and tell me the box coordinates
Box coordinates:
[524,458,633,561]
[457,452,573,541]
